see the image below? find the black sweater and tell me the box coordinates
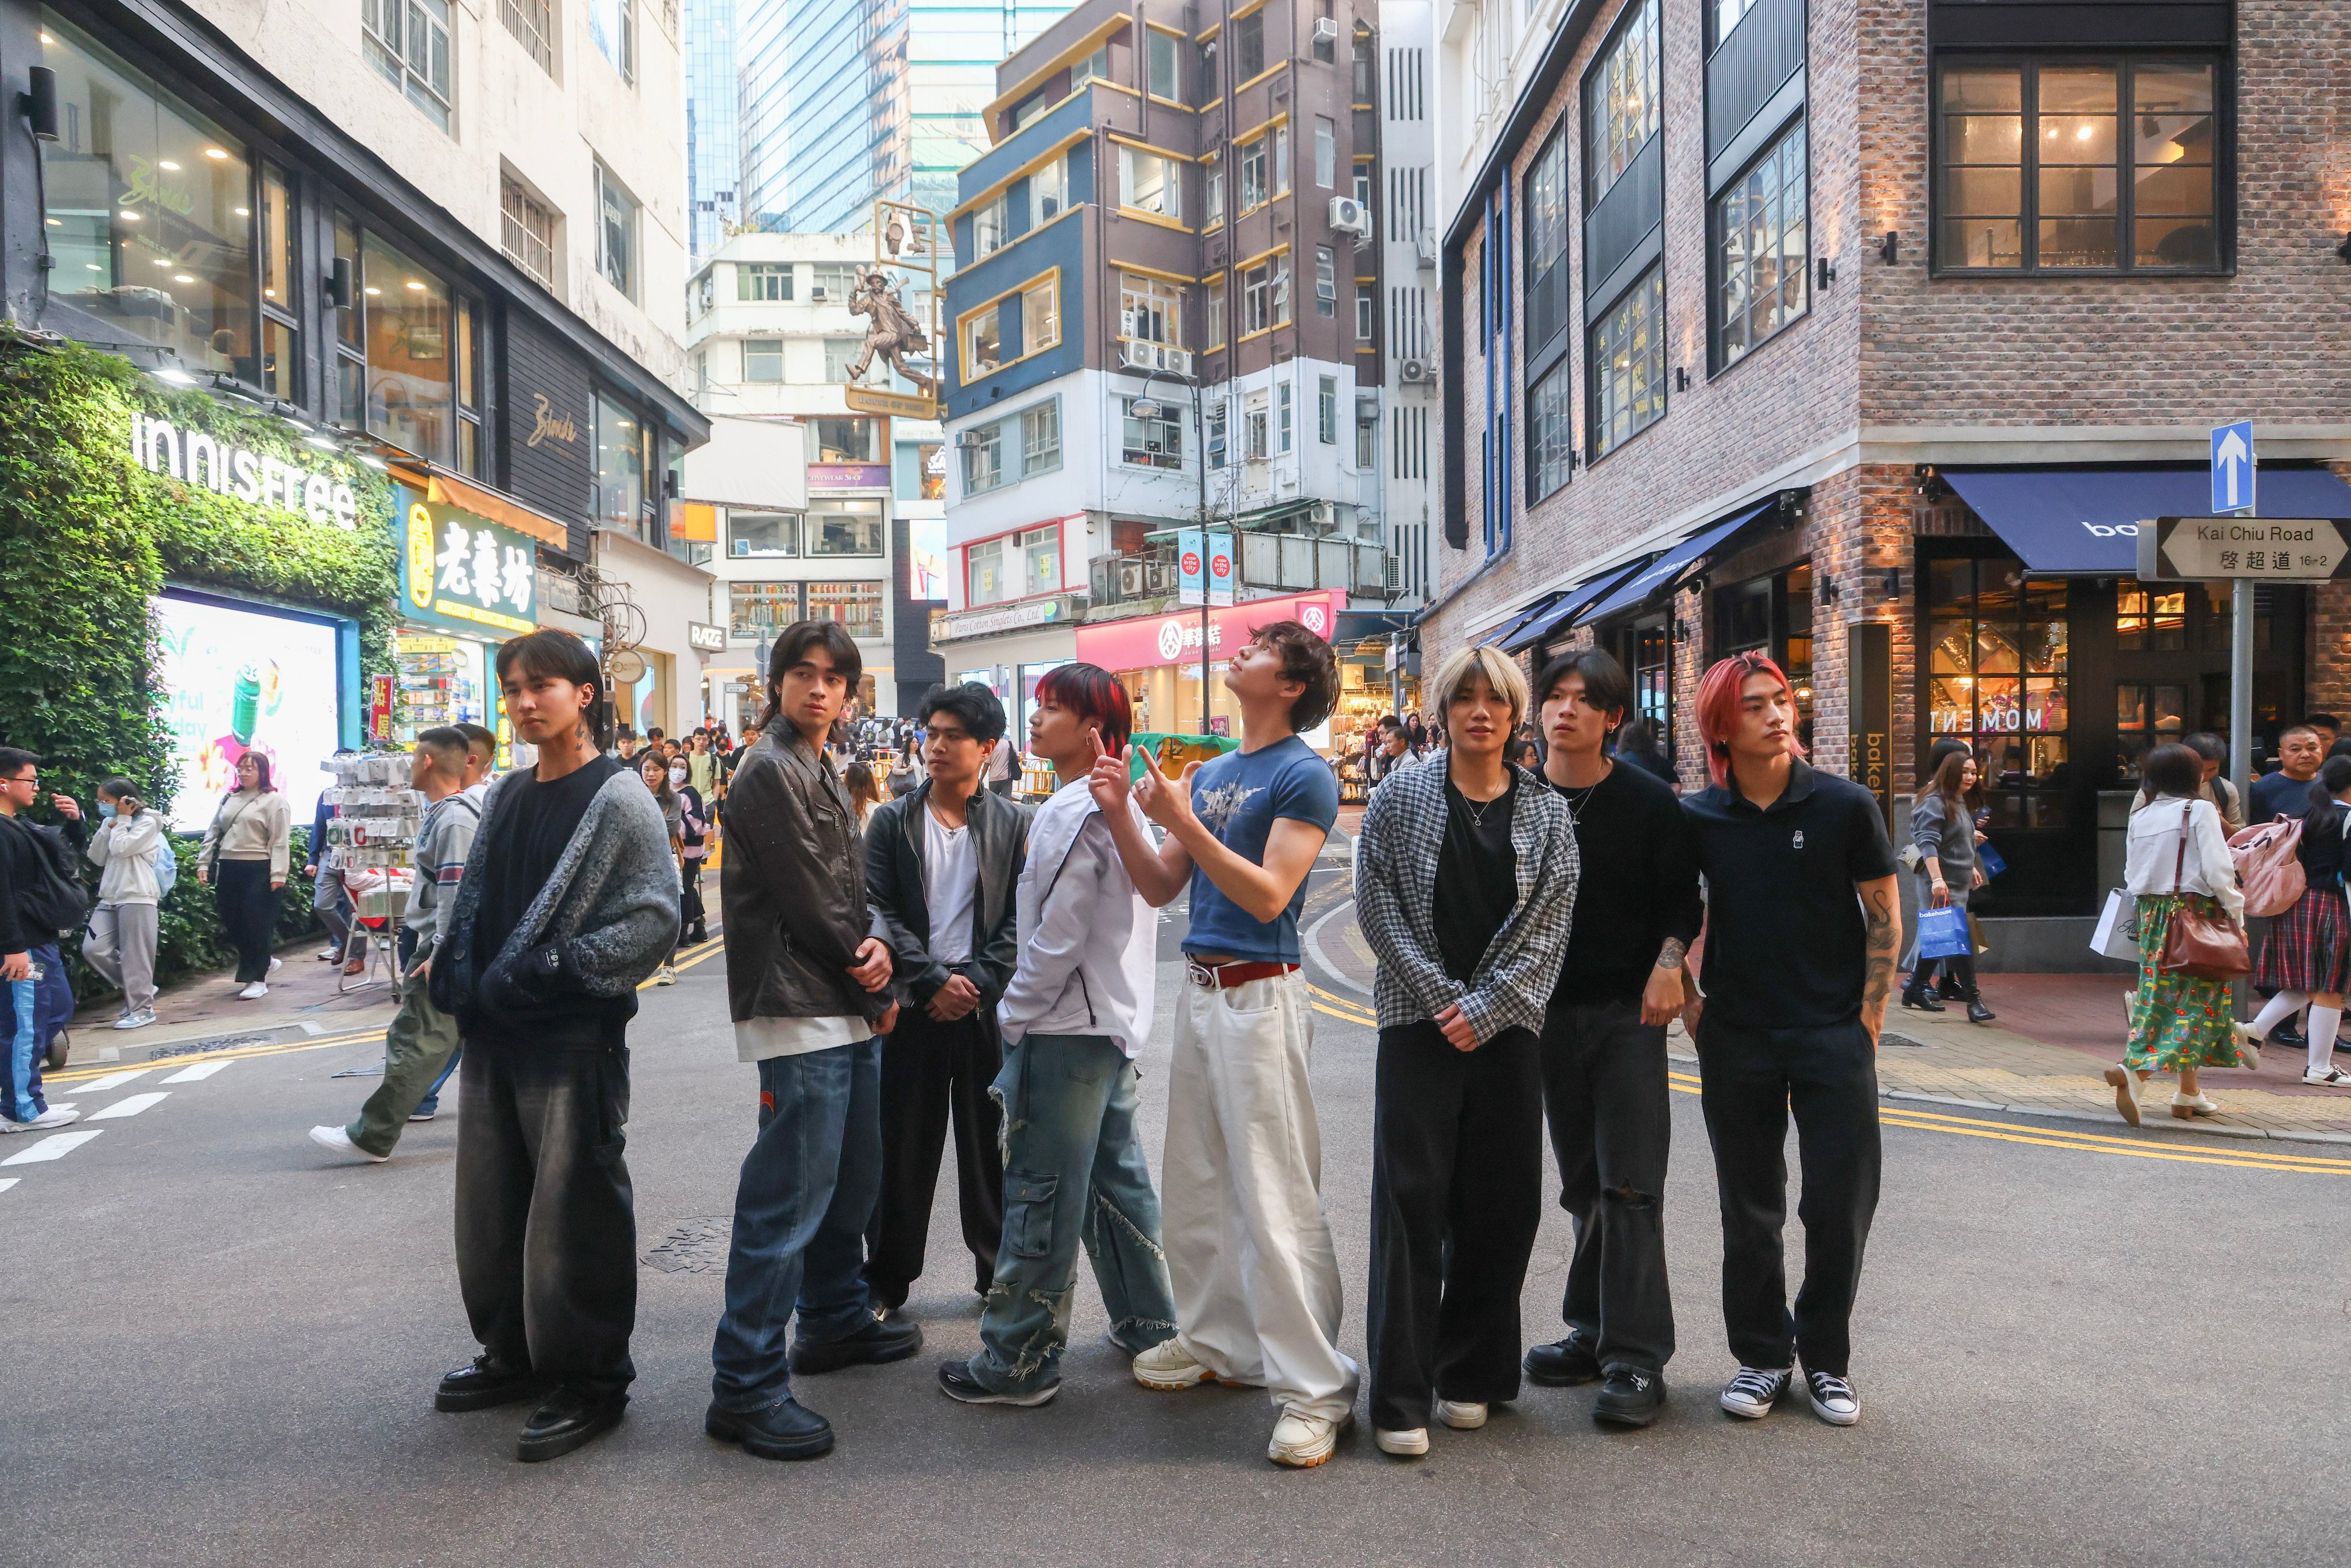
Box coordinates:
[1549,763,1704,1007]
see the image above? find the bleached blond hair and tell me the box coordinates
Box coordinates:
[1427,643,1531,731]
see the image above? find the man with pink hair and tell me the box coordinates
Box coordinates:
[1681,652,1902,1430]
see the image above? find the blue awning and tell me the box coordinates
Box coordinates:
[1942,467,2351,575]
[1479,591,1564,648]
[1502,560,1651,653]
[1574,502,1779,627]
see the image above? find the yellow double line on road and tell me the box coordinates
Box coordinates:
[1308,983,1378,1028]
[1665,1068,2351,1176]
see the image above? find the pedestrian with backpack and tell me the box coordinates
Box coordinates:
[84,778,168,1031]
[197,752,294,999]
[0,747,88,1132]
[2237,754,2351,1088]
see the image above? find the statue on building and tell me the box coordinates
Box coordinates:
[845,266,936,397]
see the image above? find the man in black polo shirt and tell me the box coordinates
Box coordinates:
[1683,651,1902,1429]
[1521,650,1702,1429]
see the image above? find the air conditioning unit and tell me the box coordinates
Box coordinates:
[1118,560,1146,597]
[955,428,990,448]
[1122,339,1194,375]
[1399,357,1432,384]
[1328,196,1374,246]
[809,285,829,301]
[1309,500,1336,531]
[1313,15,1340,41]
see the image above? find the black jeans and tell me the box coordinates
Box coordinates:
[1693,1016,1881,1377]
[455,1042,638,1394]
[862,1005,1004,1310]
[212,859,279,983]
[1366,1019,1543,1433]
[1538,998,1675,1376]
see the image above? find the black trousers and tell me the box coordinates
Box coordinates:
[1538,998,1675,1375]
[1366,1019,1543,1433]
[680,859,706,940]
[861,1005,1004,1310]
[212,859,279,983]
[1693,1016,1881,1377]
[454,1042,638,1394]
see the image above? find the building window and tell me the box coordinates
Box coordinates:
[973,192,1009,259]
[1927,557,2070,814]
[1710,0,1759,48]
[256,162,299,401]
[1233,12,1264,79]
[1122,273,1183,348]
[963,424,1004,494]
[825,337,885,385]
[1022,399,1062,474]
[362,231,457,463]
[1123,398,1183,469]
[1032,157,1070,223]
[1021,274,1061,356]
[501,0,553,72]
[1528,360,1573,500]
[1240,135,1270,211]
[1206,278,1227,348]
[1314,117,1336,188]
[1356,411,1376,468]
[810,263,858,300]
[1206,163,1226,227]
[968,537,1009,604]
[1314,0,1337,61]
[731,513,801,557]
[1935,59,2219,272]
[1243,258,1289,334]
[501,177,557,287]
[1275,125,1291,196]
[1208,401,1229,468]
[810,503,884,556]
[1318,375,1338,444]
[589,0,634,82]
[1354,165,1373,209]
[1352,27,1375,102]
[1121,148,1182,221]
[1070,44,1109,88]
[1713,117,1809,369]
[730,581,802,638]
[1022,525,1064,594]
[1314,247,1337,317]
[1586,0,1660,205]
[738,262,794,300]
[1524,125,1570,351]
[742,338,783,381]
[963,303,1003,378]
[1246,393,1270,459]
[595,164,638,300]
[1589,266,1665,460]
[362,0,453,131]
[1278,381,1294,454]
[811,418,878,463]
[807,580,884,639]
[1147,29,1183,100]
[593,393,650,538]
[1356,291,1375,343]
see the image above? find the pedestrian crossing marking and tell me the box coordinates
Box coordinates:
[73,1069,151,1094]
[88,1092,168,1120]
[161,1059,235,1084]
[1,1130,102,1165]
[0,1178,16,1194]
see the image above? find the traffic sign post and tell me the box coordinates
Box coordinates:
[2211,421,2256,515]
[2135,515,2351,582]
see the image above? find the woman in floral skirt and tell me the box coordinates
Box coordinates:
[2108,743,2250,1125]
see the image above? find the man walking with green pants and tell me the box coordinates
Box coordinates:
[309,726,486,1162]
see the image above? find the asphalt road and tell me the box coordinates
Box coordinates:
[8,862,2349,1567]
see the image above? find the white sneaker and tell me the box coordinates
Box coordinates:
[1131,1337,1215,1391]
[0,1106,82,1133]
[2304,1065,2351,1088]
[269,957,282,973]
[308,1124,389,1164]
[315,948,340,962]
[1803,1367,1861,1426]
[653,966,677,986]
[1374,1427,1429,1457]
[1267,1408,1351,1468]
[1435,1399,1488,1430]
[238,981,269,1000]
[1720,1365,1793,1419]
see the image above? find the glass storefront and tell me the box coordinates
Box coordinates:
[1926,557,2071,825]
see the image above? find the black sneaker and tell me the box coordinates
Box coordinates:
[1803,1367,1860,1426]
[1592,1367,1666,1427]
[516,1383,628,1462]
[434,1353,541,1412]
[705,1396,835,1460]
[937,1357,1060,1407]
[790,1311,924,1375]
[1524,1334,1602,1386]
[1718,1365,1793,1420]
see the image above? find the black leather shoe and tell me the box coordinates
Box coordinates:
[1965,998,1997,1024]
[937,1357,1060,1407]
[790,1312,924,1375]
[2275,1024,2308,1050]
[515,1384,628,1462]
[1936,975,1967,1000]
[1524,1335,1602,1387]
[434,1353,540,1412]
[705,1397,835,1460]
[1900,986,1946,1013]
[1593,1367,1667,1428]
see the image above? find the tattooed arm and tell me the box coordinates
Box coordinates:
[1857,874,1902,1047]
[1640,937,1689,1027]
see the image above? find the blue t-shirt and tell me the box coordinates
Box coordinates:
[1182,735,1340,963]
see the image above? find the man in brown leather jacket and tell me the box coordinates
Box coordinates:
[706,620,913,1463]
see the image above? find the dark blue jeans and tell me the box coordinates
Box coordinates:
[710,1037,884,1412]
[3,942,72,1121]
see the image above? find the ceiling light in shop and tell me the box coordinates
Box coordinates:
[159,160,180,171]
[364,286,382,296]
[235,206,250,216]
[405,280,425,291]
[119,209,139,221]
[204,148,229,160]
[174,273,195,282]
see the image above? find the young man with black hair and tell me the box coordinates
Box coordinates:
[0,747,85,1133]
[862,681,1026,1321]
[428,630,680,1462]
[1520,650,1702,1428]
[707,622,908,1462]
[936,664,1178,1407]
[1090,622,1357,1468]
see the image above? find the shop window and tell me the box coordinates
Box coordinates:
[590,0,635,82]
[1121,148,1182,222]
[967,537,1009,604]
[333,212,364,428]
[1586,0,1660,206]
[1588,267,1665,460]
[809,502,884,556]
[812,417,878,463]
[731,512,801,557]
[362,0,453,131]
[392,634,492,747]
[1123,398,1183,469]
[728,581,801,638]
[1148,29,1184,101]
[455,298,482,475]
[1715,564,1816,751]
[2115,580,2189,651]
[596,164,638,299]
[258,163,299,401]
[502,177,558,289]
[737,262,793,300]
[1926,556,2071,823]
[1630,616,1673,751]
[1022,525,1063,595]
[2115,683,2188,775]
[593,393,650,538]
[364,230,455,463]
[743,337,784,381]
[917,443,946,501]
[807,581,884,639]
[1713,117,1809,370]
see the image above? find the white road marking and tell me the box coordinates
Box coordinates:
[88,1092,168,1120]
[160,1059,235,1083]
[1,1130,103,1165]
[73,1069,150,1094]
[0,1177,15,1193]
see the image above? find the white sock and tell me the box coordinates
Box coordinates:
[2308,1007,2342,1076]
[2249,991,2307,1038]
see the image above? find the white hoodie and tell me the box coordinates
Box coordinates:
[996,777,1157,1058]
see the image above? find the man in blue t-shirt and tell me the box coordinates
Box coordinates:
[1091,620,1357,1469]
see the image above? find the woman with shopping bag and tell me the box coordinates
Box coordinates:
[2237,754,2351,1088]
[2106,743,2252,1125]
[1902,749,1993,1022]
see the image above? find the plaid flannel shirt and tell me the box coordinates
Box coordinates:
[1353,749,1580,1044]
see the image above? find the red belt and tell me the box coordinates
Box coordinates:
[1185,960,1300,989]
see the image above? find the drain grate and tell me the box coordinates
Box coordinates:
[149,1033,275,1061]
[642,1217,734,1274]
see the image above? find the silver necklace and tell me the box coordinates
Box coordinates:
[1557,779,1601,826]
[1458,777,1508,829]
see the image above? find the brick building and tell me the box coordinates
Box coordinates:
[1427,0,2351,953]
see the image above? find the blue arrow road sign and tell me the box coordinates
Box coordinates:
[2212,421,2256,514]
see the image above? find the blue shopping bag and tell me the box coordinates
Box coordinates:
[1977,842,2008,880]
[1915,905,1972,960]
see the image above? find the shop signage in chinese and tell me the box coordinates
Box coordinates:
[399,491,541,637]
[2136,515,2351,582]
[129,410,359,528]
[942,596,1065,641]
[367,674,395,744]
[1074,588,1344,672]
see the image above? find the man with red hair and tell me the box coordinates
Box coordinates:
[1681,651,1902,1429]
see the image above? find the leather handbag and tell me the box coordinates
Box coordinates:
[2159,801,2251,981]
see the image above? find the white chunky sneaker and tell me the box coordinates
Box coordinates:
[1373,1427,1428,1457]
[0,1106,82,1133]
[1434,1399,1488,1430]
[238,981,269,1000]
[1267,1408,1351,1468]
[308,1124,389,1164]
[1130,1337,1215,1390]
[1720,1365,1793,1420]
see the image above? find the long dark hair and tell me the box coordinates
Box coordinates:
[2304,754,2351,829]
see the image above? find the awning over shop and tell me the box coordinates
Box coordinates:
[1941,467,2351,575]
[1479,591,1565,649]
[1502,560,1650,653]
[1574,501,1779,627]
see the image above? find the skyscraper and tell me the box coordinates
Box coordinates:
[686,0,743,258]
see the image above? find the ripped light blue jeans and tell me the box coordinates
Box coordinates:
[967,1032,1177,1394]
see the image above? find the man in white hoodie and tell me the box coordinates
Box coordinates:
[936,663,1178,1407]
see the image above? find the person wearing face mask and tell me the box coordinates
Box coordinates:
[83,779,167,1032]
[672,757,710,947]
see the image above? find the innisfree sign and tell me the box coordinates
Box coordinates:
[2136,515,2351,582]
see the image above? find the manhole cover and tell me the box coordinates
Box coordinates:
[642,1217,734,1274]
